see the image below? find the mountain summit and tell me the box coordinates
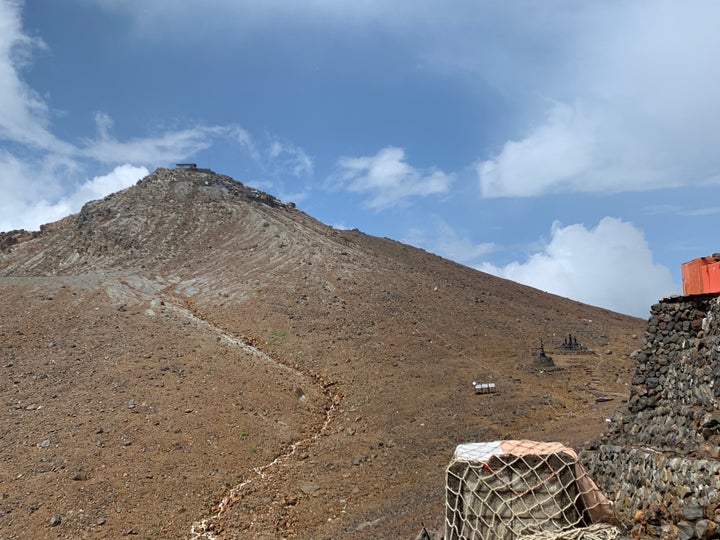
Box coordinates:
[1,167,304,275]
[0,168,643,538]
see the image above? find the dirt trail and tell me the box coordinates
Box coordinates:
[127,291,340,538]
[111,278,343,538]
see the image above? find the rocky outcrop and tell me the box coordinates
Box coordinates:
[585,295,720,538]
[0,229,38,252]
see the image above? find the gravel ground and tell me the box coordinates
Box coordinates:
[0,169,645,539]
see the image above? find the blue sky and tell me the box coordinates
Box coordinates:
[2,0,719,317]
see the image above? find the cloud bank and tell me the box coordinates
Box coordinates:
[0,163,148,231]
[480,218,678,317]
[0,0,66,152]
[334,146,453,209]
[477,2,720,198]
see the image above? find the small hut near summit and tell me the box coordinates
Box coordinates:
[445,440,615,540]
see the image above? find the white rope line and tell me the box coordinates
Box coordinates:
[518,522,622,540]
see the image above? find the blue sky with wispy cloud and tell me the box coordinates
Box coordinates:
[3,0,718,316]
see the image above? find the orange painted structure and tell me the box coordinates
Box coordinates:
[681,254,720,295]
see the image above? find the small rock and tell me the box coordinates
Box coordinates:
[683,504,705,521]
[300,483,319,495]
[127,399,136,409]
[352,457,362,466]
[696,519,717,540]
[677,520,695,540]
[38,438,51,449]
[49,514,62,526]
[96,517,106,525]
[122,528,139,535]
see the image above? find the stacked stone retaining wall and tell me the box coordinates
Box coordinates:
[584,295,720,539]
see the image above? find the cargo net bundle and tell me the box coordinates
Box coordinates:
[445,441,616,540]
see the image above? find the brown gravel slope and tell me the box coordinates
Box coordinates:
[0,168,646,539]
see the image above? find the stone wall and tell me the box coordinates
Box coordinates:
[584,295,720,539]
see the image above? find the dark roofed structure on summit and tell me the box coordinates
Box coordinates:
[175,163,214,173]
[171,164,296,210]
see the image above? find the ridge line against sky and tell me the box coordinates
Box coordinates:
[3,0,719,317]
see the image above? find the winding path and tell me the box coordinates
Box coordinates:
[113,278,340,538]
[151,299,340,539]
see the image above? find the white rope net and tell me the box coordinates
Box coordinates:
[445,441,615,540]
[518,522,622,540]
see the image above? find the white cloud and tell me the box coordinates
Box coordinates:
[477,2,720,198]
[81,116,223,165]
[223,133,313,203]
[266,137,313,178]
[234,127,260,161]
[0,150,34,231]
[684,207,720,217]
[480,218,678,317]
[70,164,149,205]
[477,101,670,198]
[83,0,413,33]
[0,149,80,225]
[0,162,148,231]
[0,0,73,153]
[334,146,453,209]
[478,103,596,197]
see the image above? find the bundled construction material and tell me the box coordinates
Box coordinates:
[445,440,614,540]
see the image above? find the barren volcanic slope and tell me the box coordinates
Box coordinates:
[0,168,645,539]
